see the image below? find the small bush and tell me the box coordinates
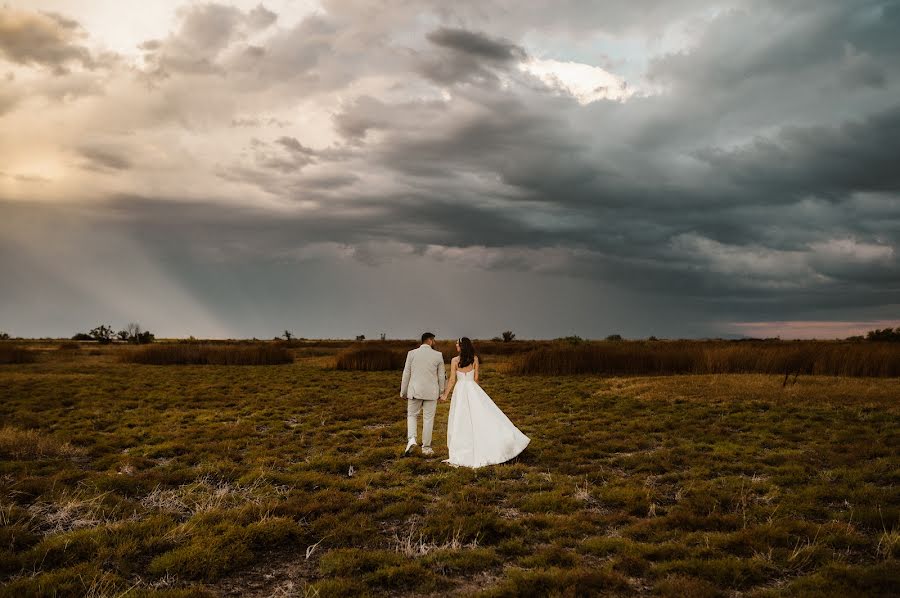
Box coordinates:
[0,344,36,364]
[123,344,293,365]
[335,348,405,371]
[58,342,81,351]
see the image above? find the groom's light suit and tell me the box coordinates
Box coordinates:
[400,343,446,449]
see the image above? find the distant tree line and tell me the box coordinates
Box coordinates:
[72,323,155,344]
[865,327,900,342]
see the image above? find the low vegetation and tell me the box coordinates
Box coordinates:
[0,341,896,596]
[511,340,900,377]
[336,347,406,371]
[122,343,293,365]
[0,426,83,460]
[0,344,35,364]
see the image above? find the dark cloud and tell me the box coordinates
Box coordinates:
[77,146,132,171]
[2,0,899,338]
[426,27,525,61]
[419,28,526,85]
[0,8,96,73]
[275,136,315,155]
[247,4,278,30]
[694,105,900,201]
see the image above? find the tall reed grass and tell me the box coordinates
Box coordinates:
[123,344,293,365]
[0,344,36,364]
[511,341,900,377]
[335,347,406,371]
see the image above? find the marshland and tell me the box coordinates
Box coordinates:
[1,337,898,596]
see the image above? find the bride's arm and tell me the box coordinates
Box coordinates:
[441,359,457,401]
[474,355,480,384]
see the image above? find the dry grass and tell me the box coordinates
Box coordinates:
[0,344,35,365]
[0,426,83,460]
[335,347,406,371]
[512,340,900,377]
[0,341,896,596]
[123,343,293,365]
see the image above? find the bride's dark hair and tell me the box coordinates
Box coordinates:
[458,337,476,368]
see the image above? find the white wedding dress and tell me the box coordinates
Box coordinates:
[444,368,530,468]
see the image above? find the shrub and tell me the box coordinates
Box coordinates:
[57,342,81,351]
[335,348,405,371]
[89,324,115,344]
[501,331,516,342]
[123,344,293,365]
[0,344,35,364]
[71,333,93,341]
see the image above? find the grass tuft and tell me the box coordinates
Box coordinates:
[0,426,82,460]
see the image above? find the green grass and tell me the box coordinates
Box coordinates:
[0,343,897,596]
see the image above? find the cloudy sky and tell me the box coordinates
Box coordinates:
[1,0,898,339]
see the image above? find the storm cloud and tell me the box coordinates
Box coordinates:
[0,0,898,339]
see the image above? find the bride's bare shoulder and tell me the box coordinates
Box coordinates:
[451,355,459,364]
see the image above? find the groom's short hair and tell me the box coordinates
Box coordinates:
[421,332,435,344]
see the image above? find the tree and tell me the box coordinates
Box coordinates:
[355,334,366,341]
[125,323,142,341]
[0,332,9,341]
[501,331,516,342]
[116,330,130,341]
[89,324,114,344]
[648,336,659,341]
[380,332,386,341]
[605,334,623,341]
[135,330,155,344]
[283,330,294,341]
[866,327,900,342]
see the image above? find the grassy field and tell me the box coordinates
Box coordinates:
[1,342,898,596]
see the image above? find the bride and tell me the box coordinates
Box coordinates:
[439,337,530,468]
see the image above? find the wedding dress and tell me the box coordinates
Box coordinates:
[444,368,530,468]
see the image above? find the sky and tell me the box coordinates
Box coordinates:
[1,0,898,340]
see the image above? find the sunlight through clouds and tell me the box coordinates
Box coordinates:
[520,57,634,103]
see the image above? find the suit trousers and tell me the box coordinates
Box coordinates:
[407,398,437,448]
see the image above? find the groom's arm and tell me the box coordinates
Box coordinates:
[437,354,446,395]
[400,351,412,398]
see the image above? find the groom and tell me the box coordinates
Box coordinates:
[400,332,446,456]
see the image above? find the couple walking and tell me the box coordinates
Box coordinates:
[400,332,530,468]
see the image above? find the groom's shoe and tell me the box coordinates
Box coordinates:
[404,438,418,455]
[421,447,434,457]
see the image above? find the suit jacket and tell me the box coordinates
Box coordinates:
[401,344,446,401]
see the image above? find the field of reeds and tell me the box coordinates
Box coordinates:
[510,340,900,378]
[122,343,293,366]
[0,343,36,365]
[0,339,897,596]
